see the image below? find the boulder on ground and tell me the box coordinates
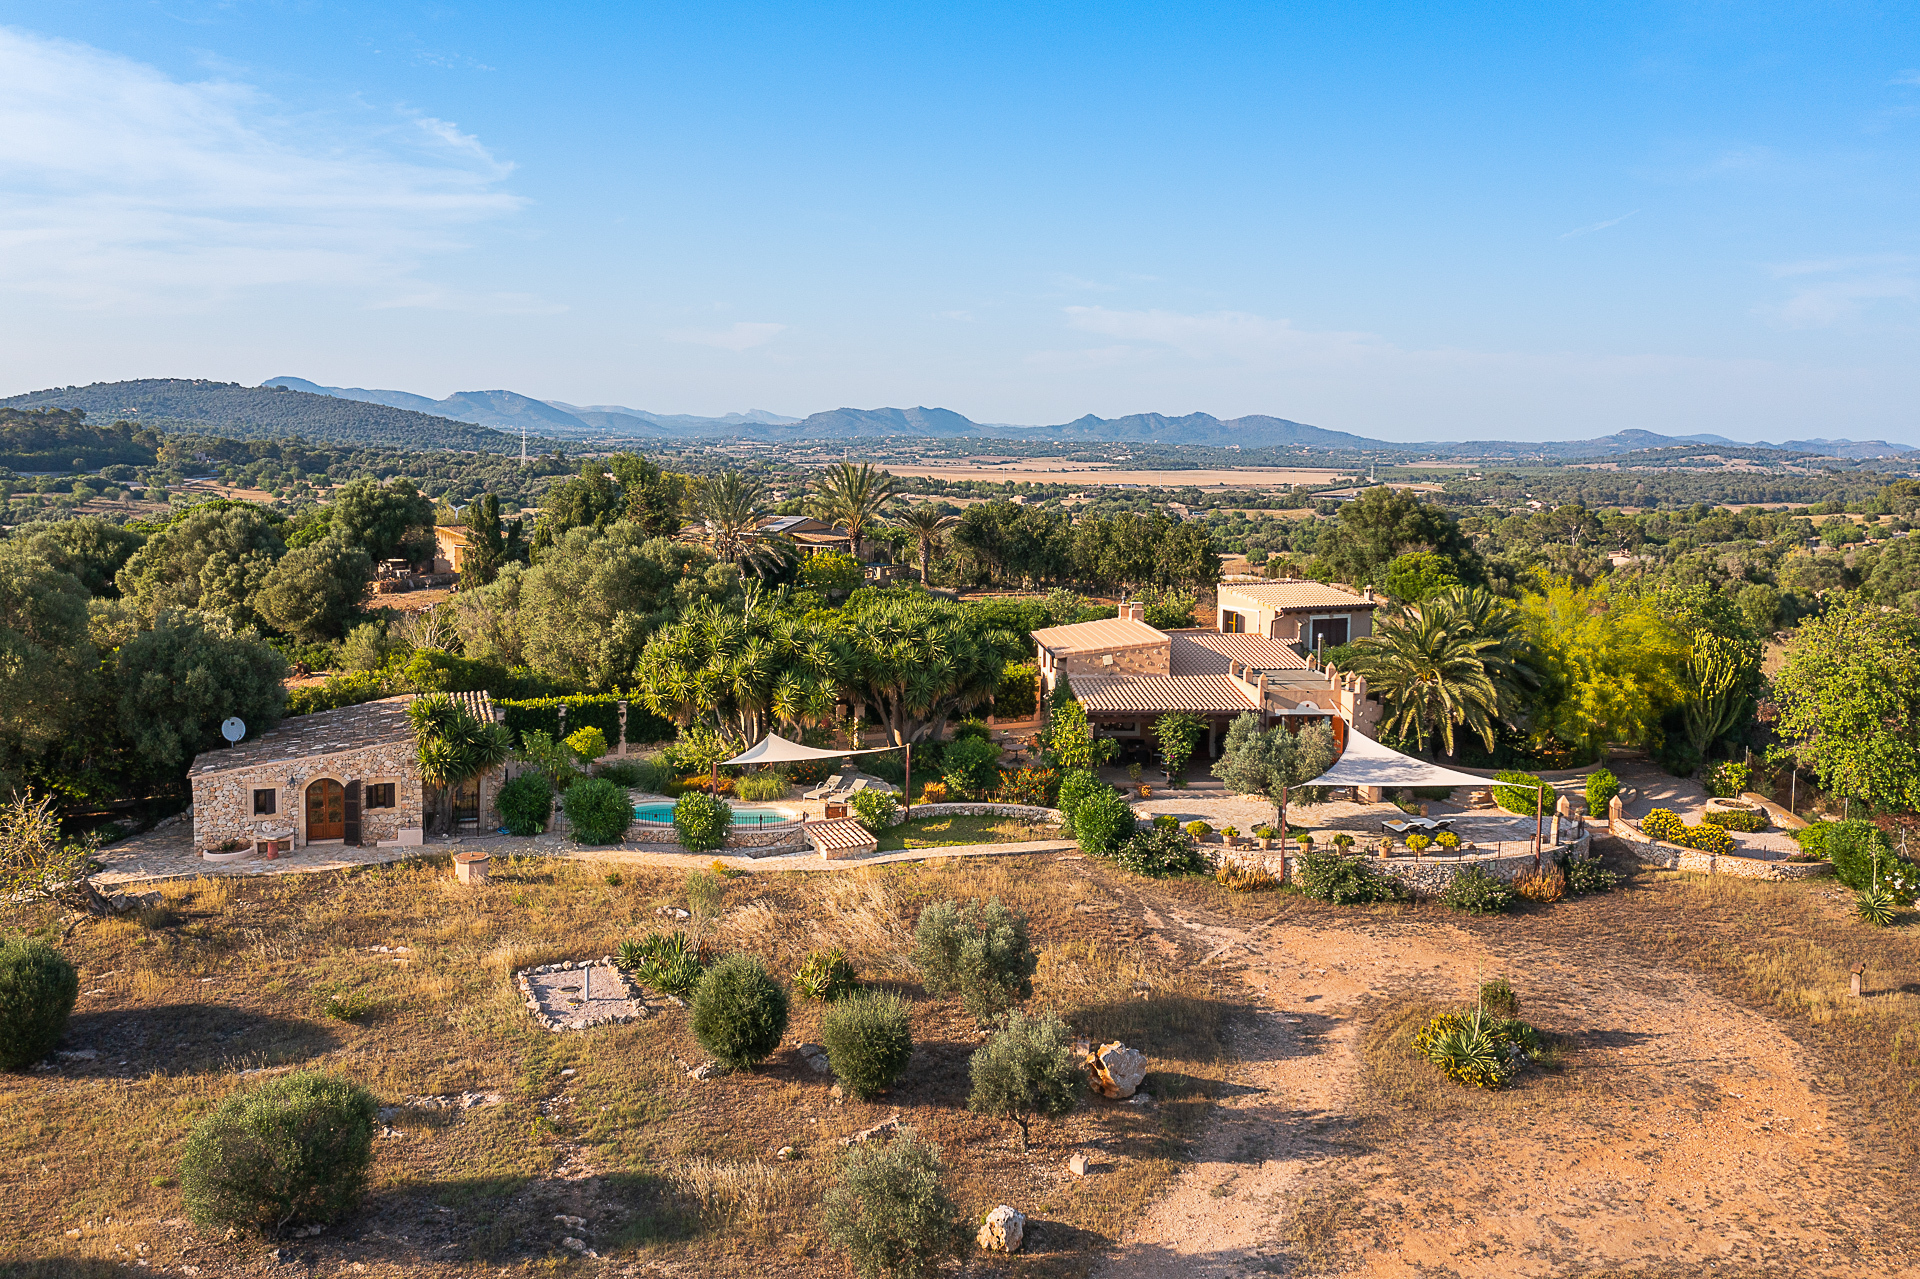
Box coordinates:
[978,1204,1026,1253]
[1083,1040,1147,1098]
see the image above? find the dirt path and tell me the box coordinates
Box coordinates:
[1095,905,1879,1278]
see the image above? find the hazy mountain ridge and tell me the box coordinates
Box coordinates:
[8,377,1915,461]
[1,379,521,453]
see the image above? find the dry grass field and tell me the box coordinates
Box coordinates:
[4,842,1917,1278]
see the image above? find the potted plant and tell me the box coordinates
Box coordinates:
[1406,833,1432,858]
[1253,824,1276,850]
[1295,832,1314,855]
[1185,820,1213,842]
[1435,830,1461,854]
[1138,782,1153,800]
[1127,762,1145,794]
[1332,833,1354,854]
[1220,825,1240,849]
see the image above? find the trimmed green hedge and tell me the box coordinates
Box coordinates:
[1493,771,1550,815]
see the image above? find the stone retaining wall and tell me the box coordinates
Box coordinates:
[1216,829,1590,894]
[1606,811,1832,881]
[905,803,1065,825]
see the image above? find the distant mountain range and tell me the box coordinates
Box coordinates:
[2,376,1913,462]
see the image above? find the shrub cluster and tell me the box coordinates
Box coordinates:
[1561,853,1621,894]
[0,940,78,1071]
[690,954,789,1069]
[849,789,899,834]
[940,736,1001,799]
[495,772,553,837]
[1070,786,1135,856]
[1702,807,1768,833]
[1640,807,1735,855]
[178,1072,378,1233]
[821,991,914,1099]
[1112,824,1208,877]
[1216,860,1277,892]
[1794,820,1919,896]
[821,1131,969,1279]
[734,771,791,801]
[1413,1008,1542,1089]
[1584,768,1619,815]
[912,898,1037,1025]
[795,947,859,1001]
[562,776,633,844]
[1295,848,1406,905]
[1439,865,1516,914]
[672,791,733,851]
[1704,759,1751,799]
[1492,771,1550,815]
[619,931,706,995]
[1054,769,1105,831]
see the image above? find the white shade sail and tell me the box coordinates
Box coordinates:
[1303,725,1502,791]
[720,732,900,766]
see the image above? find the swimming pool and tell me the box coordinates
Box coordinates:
[632,803,797,828]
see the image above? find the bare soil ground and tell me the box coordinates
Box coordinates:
[7,842,1916,1279]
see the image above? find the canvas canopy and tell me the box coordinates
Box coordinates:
[1302,725,1502,792]
[719,732,898,767]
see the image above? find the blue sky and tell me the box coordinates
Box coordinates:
[3,2,1919,441]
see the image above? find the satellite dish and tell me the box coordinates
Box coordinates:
[220,717,246,743]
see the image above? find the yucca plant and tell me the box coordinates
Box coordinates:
[1856,883,1898,927]
[794,947,859,1001]
[629,931,706,995]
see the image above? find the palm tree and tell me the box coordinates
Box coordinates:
[685,473,788,577]
[1342,610,1504,761]
[409,694,513,834]
[807,462,899,562]
[1416,586,1541,725]
[894,503,958,585]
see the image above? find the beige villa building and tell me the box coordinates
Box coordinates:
[1032,595,1381,761]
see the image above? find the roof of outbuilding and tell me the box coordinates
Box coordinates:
[1067,673,1259,714]
[806,818,879,854]
[1030,617,1168,653]
[1168,632,1307,675]
[188,692,497,778]
[1216,580,1377,610]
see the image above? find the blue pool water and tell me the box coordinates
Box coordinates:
[633,803,796,828]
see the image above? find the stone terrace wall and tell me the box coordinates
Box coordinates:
[1606,812,1833,882]
[1217,829,1590,894]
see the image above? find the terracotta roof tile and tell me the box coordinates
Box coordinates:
[806,818,878,853]
[1030,617,1168,652]
[1168,632,1307,675]
[1217,580,1377,610]
[1067,674,1259,714]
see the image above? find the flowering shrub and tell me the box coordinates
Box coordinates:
[1702,807,1768,833]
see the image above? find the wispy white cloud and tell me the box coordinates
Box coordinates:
[0,25,528,312]
[1060,306,1379,366]
[1559,209,1640,239]
[1761,255,1919,327]
[668,321,787,351]
[1893,69,1920,86]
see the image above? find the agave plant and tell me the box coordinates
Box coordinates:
[1857,883,1898,927]
[630,931,706,995]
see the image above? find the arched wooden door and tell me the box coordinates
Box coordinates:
[306,779,346,841]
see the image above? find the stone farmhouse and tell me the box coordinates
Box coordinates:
[1032,596,1382,761]
[187,692,506,856]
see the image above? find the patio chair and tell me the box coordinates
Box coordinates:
[805,770,857,802]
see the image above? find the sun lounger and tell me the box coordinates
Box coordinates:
[805,772,857,801]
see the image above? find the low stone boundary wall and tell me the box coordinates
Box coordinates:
[1606,813,1832,881]
[905,803,1064,824]
[1216,828,1590,894]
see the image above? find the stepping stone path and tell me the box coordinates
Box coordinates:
[516,957,652,1032]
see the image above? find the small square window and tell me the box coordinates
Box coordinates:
[252,789,276,816]
[365,782,396,810]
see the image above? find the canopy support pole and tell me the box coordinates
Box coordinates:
[904,743,912,819]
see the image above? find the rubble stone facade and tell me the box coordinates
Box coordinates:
[192,741,427,853]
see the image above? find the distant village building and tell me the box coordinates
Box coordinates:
[430,526,475,576]
[755,514,856,558]
[187,693,506,855]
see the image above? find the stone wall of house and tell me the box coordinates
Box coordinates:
[1058,645,1171,681]
[192,742,429,852]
